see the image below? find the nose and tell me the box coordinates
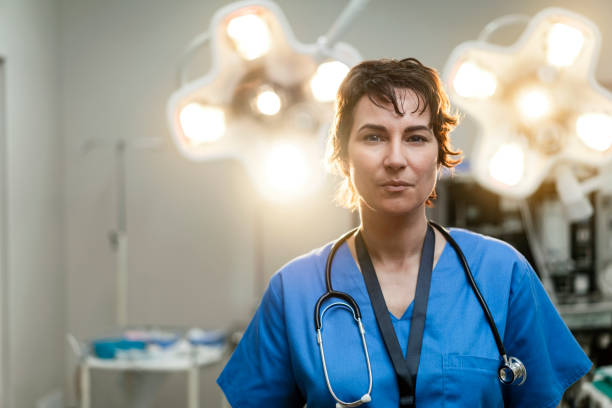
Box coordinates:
[382,138,407,171]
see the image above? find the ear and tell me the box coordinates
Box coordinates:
[341,157,352,178]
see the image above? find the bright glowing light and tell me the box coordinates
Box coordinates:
[256,89,282,116]
[310,61,350,102]
[452,62,497,99]
[488,144,525,186]
[179,103,225,145]
[576,113,612,151]
[547,23,585,67]
[226,14,271,60]
[515,87,552,121]
[263,143,311,199]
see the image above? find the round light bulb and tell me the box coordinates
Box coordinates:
[576,113,612,152]
[547,23,585,67]
[262,143,311,200]
[452,61,497,99]
[515,87,552,122]
[179,103,225,145]
[488,144,525,186]
[226,13,271,60]
[256,89,282,116]
[310,61,350,102]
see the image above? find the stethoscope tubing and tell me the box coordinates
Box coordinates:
[316,302,373,407]
[427,221,508,359]
[315,227,360,330]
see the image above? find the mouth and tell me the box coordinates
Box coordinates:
[381,180,413,192]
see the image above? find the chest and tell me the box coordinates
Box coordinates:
[375,266,418,319]
[287,261,511,407]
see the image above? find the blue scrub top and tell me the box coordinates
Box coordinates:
[218,229,591,407]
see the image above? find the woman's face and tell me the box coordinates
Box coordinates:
[347,89,439,216]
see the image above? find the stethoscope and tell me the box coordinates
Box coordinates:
[314,221,526,407]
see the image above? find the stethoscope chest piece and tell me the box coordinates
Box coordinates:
[498,355,527,385]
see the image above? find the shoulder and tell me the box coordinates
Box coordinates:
[268,240,335,292]
[446,227,532,284]
[448,227,528,264]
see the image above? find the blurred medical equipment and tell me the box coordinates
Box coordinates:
[68,328,225,408]
[166,0,366,203]
[316,222,526,407]
[576,366,612,407]
[432,176,612,368]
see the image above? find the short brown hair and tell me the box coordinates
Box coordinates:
[326,58,462,210]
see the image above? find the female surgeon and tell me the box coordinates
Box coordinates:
[217,58,592,407]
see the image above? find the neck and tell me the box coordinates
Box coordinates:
[358,204,428,264]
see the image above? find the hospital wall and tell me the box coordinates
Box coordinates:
[0,0,607,407]
[0,0,65,407]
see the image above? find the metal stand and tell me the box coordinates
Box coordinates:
[81,137,164,327]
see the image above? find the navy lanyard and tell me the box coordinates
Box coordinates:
[355,224,435,408]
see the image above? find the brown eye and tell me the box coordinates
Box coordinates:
[406,135,427,143]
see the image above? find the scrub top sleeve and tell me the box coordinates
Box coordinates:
[217,274,305,408]
[502,258,592,408]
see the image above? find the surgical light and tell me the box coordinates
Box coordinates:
[179,103,226,144]
[452,62,497,99]
[310,61,350,102]
[576,113,612,152]
[546,23,584,67]
[167,0,364,202]
[488,144,525,186]
[226,13,271,60]
[255,88,282,116]
[515,87,552,122]
[444,8,612,215]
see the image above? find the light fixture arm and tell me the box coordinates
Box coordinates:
[477,14,530,43]
[177,31,210,86]
[580,163,612,196]
[554,161,612,222]
[554,164,594,222]
[315,0,369,60]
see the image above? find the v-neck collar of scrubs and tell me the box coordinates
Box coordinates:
[334,229,451,322]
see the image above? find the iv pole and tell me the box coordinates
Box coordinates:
[82,137,164,327]
[110,140,128,327]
